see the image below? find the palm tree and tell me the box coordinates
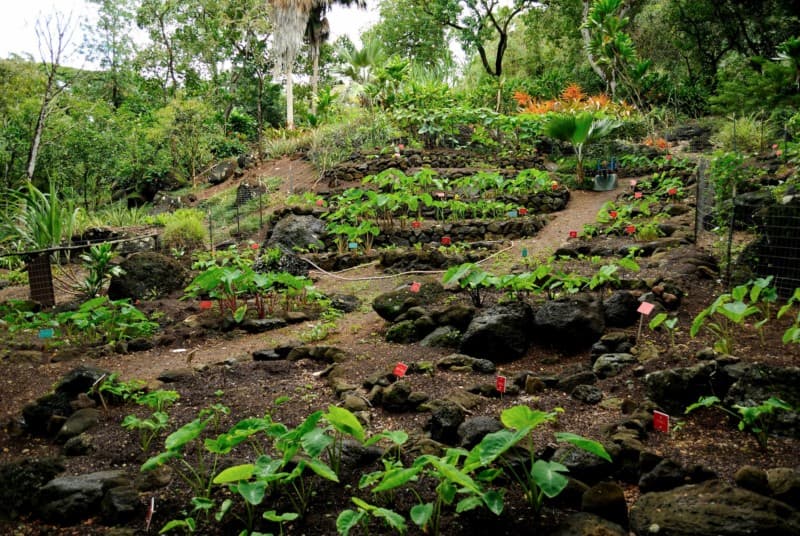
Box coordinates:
[545,113,621,185]
[305,0,365,115]
[270,0,313,129]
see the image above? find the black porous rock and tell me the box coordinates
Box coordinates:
[533,295,605,351]
[0,458,65,520]
[108,252,188,300]
[459,301,533,361]
[457,416,503,449]
[603,290,641,327]
[266,214,327,251]
[630,480,800,536]
[372,282,445,322]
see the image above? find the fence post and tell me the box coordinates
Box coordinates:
[208,208,214,252]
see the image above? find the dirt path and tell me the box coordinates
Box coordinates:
[0,168,626,404]
[110,181,625,383]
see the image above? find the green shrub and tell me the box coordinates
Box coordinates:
[307,112,398,172]
[710,114,773,153]
[161,209,207,251]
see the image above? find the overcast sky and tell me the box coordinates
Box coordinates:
[0,0,380,67]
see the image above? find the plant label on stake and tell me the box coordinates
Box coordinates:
[316,198,324,207]
[409,281,421,293]
[634,191,643,199]
[625,225,637,235]
[569,230,578,239]
[518,207,528,216]
[348,241,359,250]
[636,301,655,342]
[507,210,518,218]
[441,236,451,246]
[521,248,528,258]
[412,220,421,229]
[38,328,54,339]
[435,191,446,199]
[609,210,618,219]
[200,300,213,310]
[393,362,408,378]
[496,375,507,394]
[653,410,670,433]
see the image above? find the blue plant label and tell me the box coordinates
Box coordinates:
[38,328,54,339]
[507,210,518,218]
[521,248,528,258]
[348,242,358,250]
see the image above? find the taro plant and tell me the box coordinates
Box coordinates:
[685,396,794,449]
[649,312,679,352]
[56,296,159,346]
[464,405,611,516]
[142,403,232,502]
[690,279,771,354]
[778,287,800,344]
[122,390,180,453]
[336,497,407,536]
[322,405,408,478]
[442,263,499,307]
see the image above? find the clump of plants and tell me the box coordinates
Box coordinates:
[685,395,794,449]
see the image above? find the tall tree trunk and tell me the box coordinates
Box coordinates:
[581,0,609,90]
[26,101,49,181]
[286,69,295,130]
[310,42,320,115]
[26,14,72,182]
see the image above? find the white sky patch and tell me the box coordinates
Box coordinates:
[0,0,379,67]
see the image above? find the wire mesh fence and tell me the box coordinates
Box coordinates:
[695,157,800,296]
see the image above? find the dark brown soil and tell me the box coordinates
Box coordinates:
[1,153,798,535]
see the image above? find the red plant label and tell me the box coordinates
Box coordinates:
[668,188,678,196]
[653,410,670,433]
[551,181,559,190]
[250,243,259,250]
[625,225,636,235]
[393,362,409,378]
[412,221,421,229]
[569,230,578,239]
[409,282,421,293]
[518,207,528,215]
[496,376,507,393]
[637,301,655,315]
[315,199,324,207]
[200,300,213,310]
[441,236,451,246]
[609,210,618,219]
[435,191,446,198]
[634,191,643,199]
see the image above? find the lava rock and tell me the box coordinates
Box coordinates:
[533,295,605,351]
[572,384,603,405]
[428,401,465,445]
[630,480,800,536]
[593,353,637,378]
[603,290,641,327]
[266,214,327,251]
[459,301,533,361]
[582,481,628,527]
[457,416,503,449]
[108,252,188,300]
